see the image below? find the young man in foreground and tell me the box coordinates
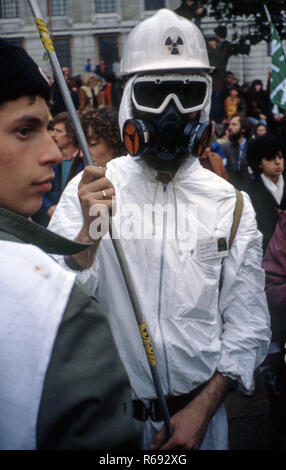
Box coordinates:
[0,37,141,450]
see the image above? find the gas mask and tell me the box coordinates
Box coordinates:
[122,74,212,160]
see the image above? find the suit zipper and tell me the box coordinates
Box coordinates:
[157,182,172,396]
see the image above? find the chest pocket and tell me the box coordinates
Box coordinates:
[170,190,244,322]
[169,254,222,322]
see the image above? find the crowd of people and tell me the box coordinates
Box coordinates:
[50,62,123,117]
[0,4,286,452]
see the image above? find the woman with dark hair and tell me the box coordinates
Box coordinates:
[246,79,272,127]
[246,133,286,253]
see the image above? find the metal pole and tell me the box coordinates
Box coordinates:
[264,4,272,24]
[27,0,173,438]
[28,0,93,167]
[47,0,53,41]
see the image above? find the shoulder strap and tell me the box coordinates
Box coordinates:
[229,189,244,249]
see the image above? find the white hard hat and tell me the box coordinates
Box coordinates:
[120,9,213,76]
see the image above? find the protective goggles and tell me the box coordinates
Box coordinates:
[132,74,209,114]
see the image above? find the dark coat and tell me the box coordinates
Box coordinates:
[262,209,286,342]
[246,172,286,253]
[221,139,251,190]
[245,89,272,120]
[208,40,232,92]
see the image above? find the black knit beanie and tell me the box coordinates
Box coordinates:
[0,37,51,105]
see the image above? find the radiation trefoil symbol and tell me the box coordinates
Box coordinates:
[165,36,184,55]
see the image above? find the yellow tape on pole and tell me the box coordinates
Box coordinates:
[34,17,55,52]
[139,317,156,366]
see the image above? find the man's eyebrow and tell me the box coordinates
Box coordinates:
[12,115,45,126]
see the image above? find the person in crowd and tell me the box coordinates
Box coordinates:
[84,58,92,73]
[241,81,251,99]
[245,79,272,127]
[112,56,121,78]
[38,107,123,227]
[224,71,236,94]
[262,209,286,449]
[80,107,125,168]
[208,25,233,123]
[51,112,83,187]
[224,85,246,120]
[255,122,268,137]
[199,145,228,180]
[175,0,207,27]
[78,73,105,114]
[210,140,227,166]
[103,72,123,110]
[267,104,286,138]
[0,37,142,450]
[209,120,228,167]
[94,59,106,78]
[246,133,286,254]
[69,74,82,109]
[36,112,84,224]
[220,113,253,189]
[224,86,240,119]
[49,10,270,451]
[51,65,79,115]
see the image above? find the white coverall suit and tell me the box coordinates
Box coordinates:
[49,154,271,449]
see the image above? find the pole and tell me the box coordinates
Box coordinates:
[28,0,93,166]
[264,4,272,24]
[27,0,173,438]
[47,0,53,41]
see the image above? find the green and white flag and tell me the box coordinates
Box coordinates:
[269,20,286,111]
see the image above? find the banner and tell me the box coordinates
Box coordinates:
[269,21,286,111]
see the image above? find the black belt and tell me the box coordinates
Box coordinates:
[133,383,206,422]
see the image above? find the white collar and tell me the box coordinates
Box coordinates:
[261,173,284,205]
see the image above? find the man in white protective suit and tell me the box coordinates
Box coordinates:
[49,9,271,450]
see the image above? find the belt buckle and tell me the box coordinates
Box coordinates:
[149,400,162,422]
[141,402,149,421]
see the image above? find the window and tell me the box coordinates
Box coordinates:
[144,0,165,10]
[95,0,116,14]
[50,0,67,16]
[53,37,72,72]
[0,0,19,18]
[97,35,119,74]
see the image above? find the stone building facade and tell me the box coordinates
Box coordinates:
[0,0,274,86]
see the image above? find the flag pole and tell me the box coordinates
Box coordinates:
[27,0,173,439]
[263,4,272,24]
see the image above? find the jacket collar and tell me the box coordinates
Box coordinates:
[0,206,92,255]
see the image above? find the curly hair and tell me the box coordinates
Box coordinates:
[81,107,125,158]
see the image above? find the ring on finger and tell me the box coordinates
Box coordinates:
[102,189,107,199]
